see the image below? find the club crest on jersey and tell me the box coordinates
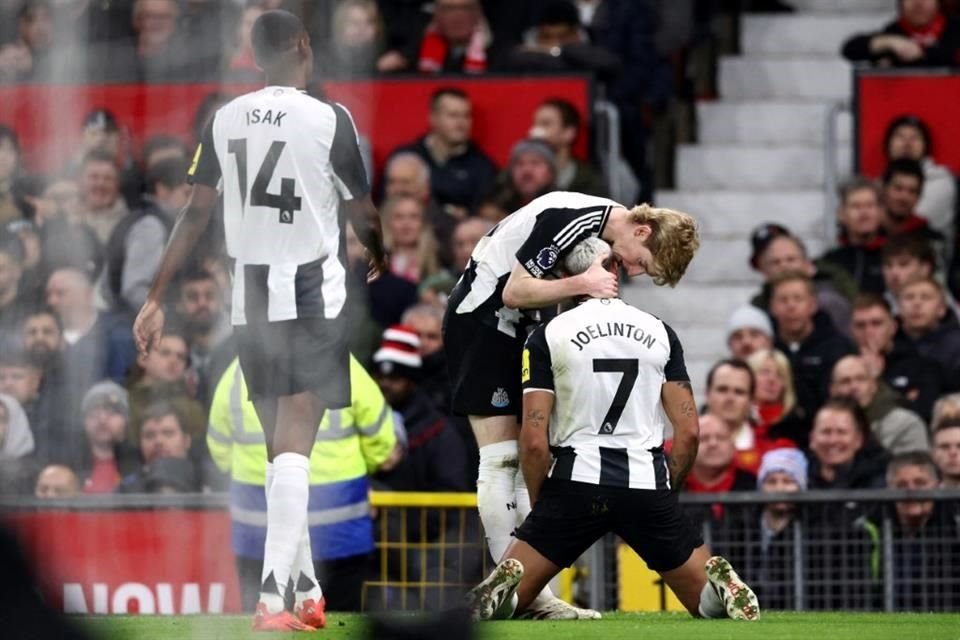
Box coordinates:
[536,245,560,270]
[491,387,510,408]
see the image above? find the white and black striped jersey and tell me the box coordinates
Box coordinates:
[522,298,689,489]
[188,86,369,325]
[449,191,623,337]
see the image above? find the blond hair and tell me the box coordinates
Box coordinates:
[746,348,797,416]
[933,393,960,431]
[627,204,699,287]
[382,195,441,280]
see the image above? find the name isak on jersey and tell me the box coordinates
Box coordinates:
[245,108,287,127]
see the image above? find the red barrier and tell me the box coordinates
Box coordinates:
[7,509,241,614]
[0,76,590,176]
[855,70,960,177]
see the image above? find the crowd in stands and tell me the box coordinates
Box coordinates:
[0,0,958,610]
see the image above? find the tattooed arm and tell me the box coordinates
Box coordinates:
[661,380,699,490]
[520,390,556,506]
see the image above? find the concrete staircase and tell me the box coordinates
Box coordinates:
[622,0,892,394]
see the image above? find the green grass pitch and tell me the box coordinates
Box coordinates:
[80,612,960,640]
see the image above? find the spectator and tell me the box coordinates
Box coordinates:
[175,267,236,410]
[842,0,960,67]
[77,150,129,247]
[881,234,942,314]
[409,0,505,74]
[494,138,559,213]
[745,448,808,611]
[67,109,141,208]
[20,307,63,374]
[686,414,757,494]
[389,88,497,213]
[849,294,942,423]
[383,195,443,285]
[0,125,26,223]
[141,134,188,172]
[383,152,456,267]
[103,157,187,312]
[317,0,386,79]
[726,305,774,362]
[0,233,29,343]
[473,194,510,223]
[704,359,761,472]
[401,303,448,411]
[528,98,606,196]
[829,355,928,455]
[882,451,960,610]
[34,464,79,499]
[749,223,856,335]
[897,276,960,386]
[881,158,947,268]
[0,1,54,83]
[0,393,33,462]
[117,401,200,493]
[932,418,960,488]
[224,2,263,82]
[343,223,417,366]
[451,217,494,277]
[372,326,470,493]
[933,393,960,430]
[770,272,856,420]
[208,355,398,612]
[33,177,103,280]
[102,0,201,84]
[45,267,136,390]
[0,392,33,495]
[6,218,44,304]
[75,381,138,494]
[0,349,63,465]
[504,1,621,83]
[820,177,887,295]
[807,398,889,490]
[127,330,206,445]
[746,348,808,450]
[884,114,957,251]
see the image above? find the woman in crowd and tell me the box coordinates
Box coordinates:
[747,348,810,449]
[383,195,443,285]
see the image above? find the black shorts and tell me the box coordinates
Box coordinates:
[514,478,703,572]
[443,308,524,417]
[235,316,350,407]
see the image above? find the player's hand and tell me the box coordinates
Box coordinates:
[367,252,389,283]
[133,299,165,357]
[578,254,618,299]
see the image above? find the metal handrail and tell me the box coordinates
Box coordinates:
[822,99,850,245]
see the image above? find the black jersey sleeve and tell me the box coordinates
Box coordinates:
[663,322,690,382]
[522,325,555,392]
[187,116,222,188]
[330,103,370,201]
[515,205,611,278]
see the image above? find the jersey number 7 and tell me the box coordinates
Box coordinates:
[228,138,303,224]
[593,358,638,435]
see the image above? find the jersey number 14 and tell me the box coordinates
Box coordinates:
[228,139,302,224]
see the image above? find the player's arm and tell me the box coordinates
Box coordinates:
[135,121,220,354]
[331,103,387,280]
[662,381,698,490]
[521,390,554,506]
[520,327,556,505]
[502,206,617,309]
[346,195,387,280]
[659,323,697,489]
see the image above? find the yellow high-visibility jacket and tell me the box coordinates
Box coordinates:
[207,355,395,560]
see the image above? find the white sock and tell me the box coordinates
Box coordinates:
[265,461,275,496]
[698,581,726,618]
[259,452,310,613]
[477,441,520,562]
[292,523,323,608]
[513,471,558,607]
